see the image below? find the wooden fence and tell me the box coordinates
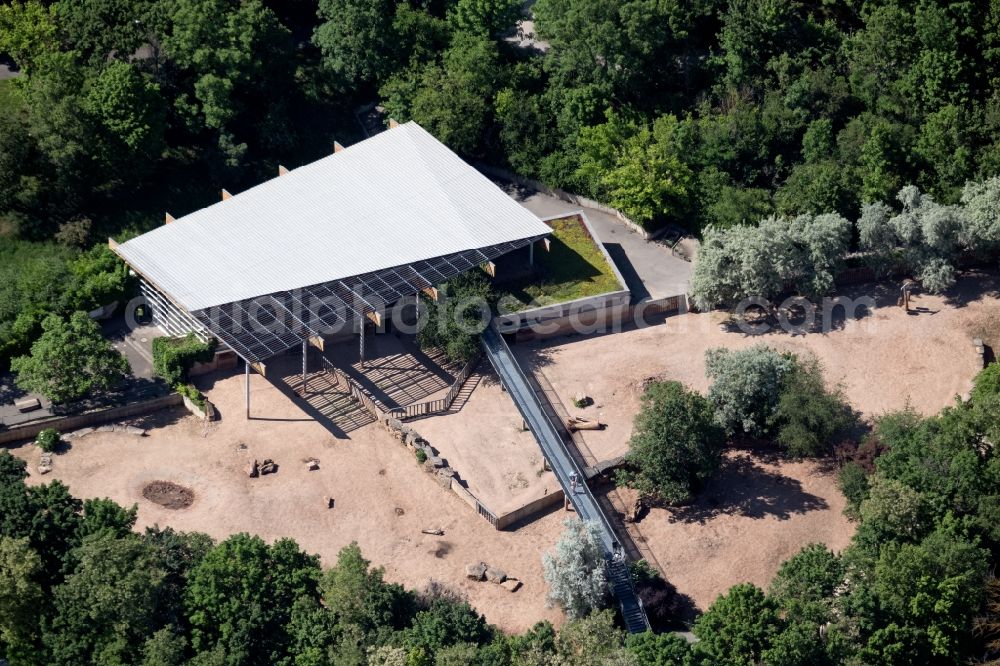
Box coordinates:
[320,358,391,422]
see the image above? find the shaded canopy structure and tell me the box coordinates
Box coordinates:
[112,122,551,365]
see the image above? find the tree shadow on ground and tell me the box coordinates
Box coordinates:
[666,453,828,524]
[942,269,1000,308]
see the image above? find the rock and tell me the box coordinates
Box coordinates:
[96,424,115,433]
[306,459,319,471]
[500,579,521,593]
[394,507,405,516]
[425,456,446,470]
[422,528,444,536]
[434,469,454,489]
[324,496,334,509]
[123,425,146,436]
[485,567,507,584]
[38,464,52,475]
[68,427,94,439]
[385,418,403,433]
[465,563,487,581]
[246,460,260,478]
[259,459,277,475]
[404,430,423,447]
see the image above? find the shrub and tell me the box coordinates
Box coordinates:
[36,428,60,452]
[705,345,797,438]
[152,334,217,386]
[176,383,206,409]
[414,448,427,464]
[972,363,1000,404]
[772,356,853,457]
[618,380,724,504]
[542,519,607,619]
[838,462,869,519]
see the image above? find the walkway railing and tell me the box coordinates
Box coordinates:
[321,358,391,422]
[481,324,649,633]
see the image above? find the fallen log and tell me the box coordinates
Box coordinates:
[566,417,604,432]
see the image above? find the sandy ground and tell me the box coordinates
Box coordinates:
[9,369,565,634]
[520,277,1000,462]
[606,451,854,612]
[414,369,561,515]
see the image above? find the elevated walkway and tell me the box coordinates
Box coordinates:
[481,324,649,633]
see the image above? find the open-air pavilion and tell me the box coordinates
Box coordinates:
[111,121,551,419]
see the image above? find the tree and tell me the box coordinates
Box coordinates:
[320,541,414,635]
[57,0,156,67]
[705,345,797,438]
[552,610,633,665]
[381,33,500,156]
[619,380,724,504]
[403,598,491,653]
[960,176,1000,255]
[47,533,167,665]
[692,583,781,666]
[626,630,692,665]
[0,0,59,74]
[313,0,398,89]
[0,536,45,666]
[416,270,493,363]
[690,213,851,309]
[83,61,167,172]
[79,497,138,540]
[542,519,608,619]
[184,533,321,664]
[11,311,130,402]
[447,0,521,38]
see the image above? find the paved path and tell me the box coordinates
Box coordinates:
[501,184,693,302]
[482,324,650,632]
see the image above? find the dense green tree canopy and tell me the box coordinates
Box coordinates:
[11,311,129,402]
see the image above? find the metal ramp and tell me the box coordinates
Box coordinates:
[481,325,650,633]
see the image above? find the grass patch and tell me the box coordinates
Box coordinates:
[502,215,621,310]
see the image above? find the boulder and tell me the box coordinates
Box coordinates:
[68,427,94,439]
[425,456,446,470]
[385,418,403,433]
[404,430,423,447]
[485,567,507,584]
[500,579,521,593]
[123,425,146,436]
[465,563,487,581]
[306,459,320,471]
[433,469,454,489]
[259,459,278,475]
[324,496,335,509]
[246,460,260,478]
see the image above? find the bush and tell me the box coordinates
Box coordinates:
[618,380,724,504]
[36,428,60,452]
[972,363,1000,404]
[772,356,853,457]
[414,448,427,464]
[152,334,217,386]
[838,462,869,519]
[705,345,797,438]
[542,519,608,619]
[176,383,206,409]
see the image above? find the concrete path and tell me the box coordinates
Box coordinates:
[501,183,693,302]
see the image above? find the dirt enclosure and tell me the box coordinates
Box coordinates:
[6,275,997,628]
[522,274,1000,610]
[9,370,565,634]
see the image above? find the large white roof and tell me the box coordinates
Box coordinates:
[115,122,550,311]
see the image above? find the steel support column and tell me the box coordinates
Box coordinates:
[529,242,534,266]
[245,361,250,419]
[359,322,365,367]
[301,338,308,395]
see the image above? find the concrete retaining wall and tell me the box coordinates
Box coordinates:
[0,393,183,445]
[495,489,565,530]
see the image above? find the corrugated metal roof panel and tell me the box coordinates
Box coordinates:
[114,122,551,311]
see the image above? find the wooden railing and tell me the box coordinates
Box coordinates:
[385,351,482,421]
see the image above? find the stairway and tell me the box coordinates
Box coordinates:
[608,558,650,634]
